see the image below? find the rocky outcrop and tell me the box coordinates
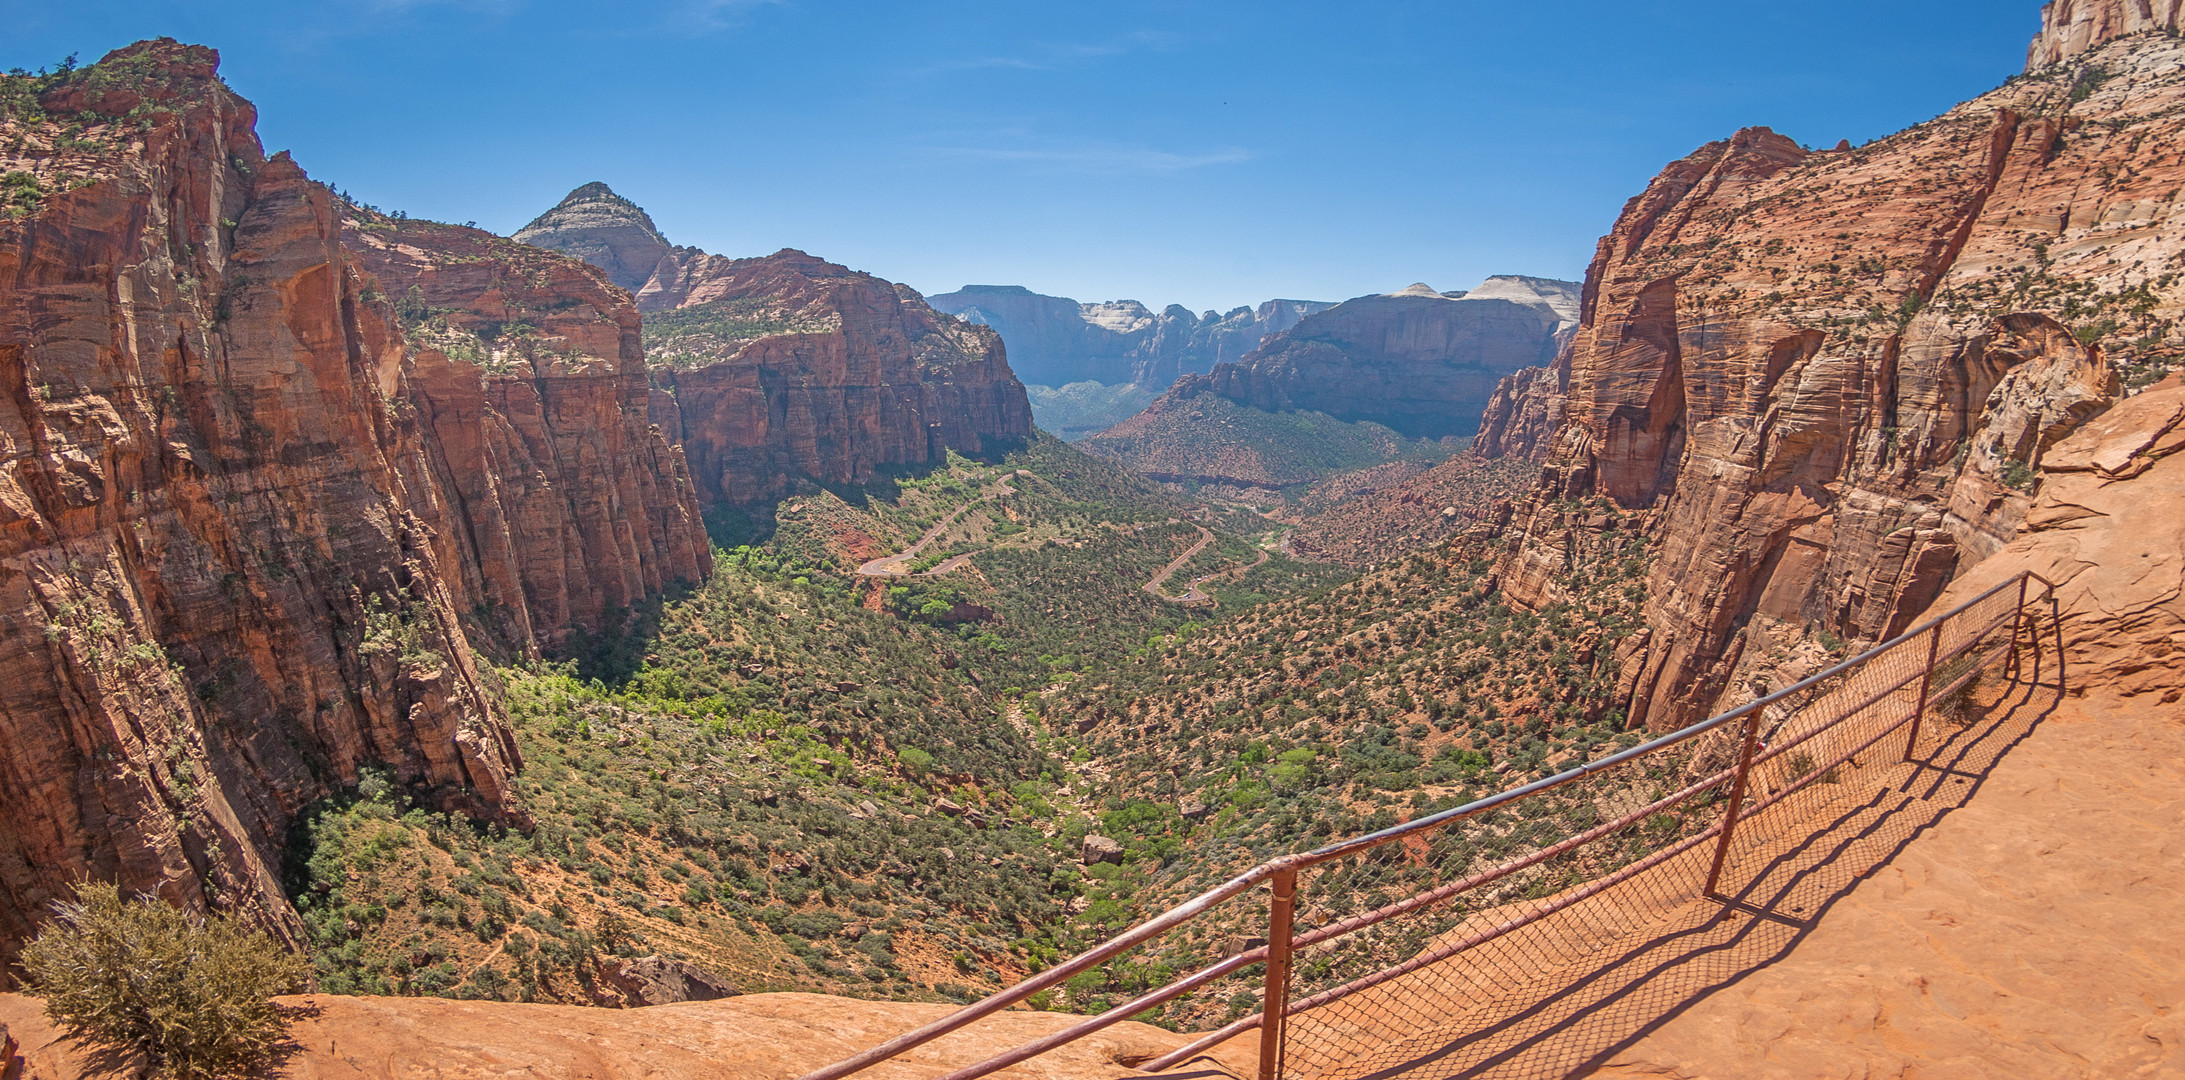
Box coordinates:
[602,955,740,1006]
[1941,380,2185,700]
[2028,0,2184,69]
[1491,27,2185,730]
[509,182,678,294]
[1473,364,1567,462]
[343,214,710,655]
[0,42,523,970]
[517,187,1035,504]
[1185,277,1582,440]
[927,285,1334,389]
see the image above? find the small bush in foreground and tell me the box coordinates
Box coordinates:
[21,882,309,1079]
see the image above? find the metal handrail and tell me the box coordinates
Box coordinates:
[795,571,2060,1080]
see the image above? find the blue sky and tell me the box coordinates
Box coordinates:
[8,1,2041,311]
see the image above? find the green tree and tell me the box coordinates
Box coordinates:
[21,882,309,1079]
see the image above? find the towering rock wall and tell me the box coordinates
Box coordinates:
[0,43,525,967]
[2028,0,2184,69]
[0,44,720,972]
[926,285,1333,389]
[343,215,711,656]
[1188,278,1581,440]
[645,251,1034,504]
[516,187,1035,505]
[1491,29,2185,730]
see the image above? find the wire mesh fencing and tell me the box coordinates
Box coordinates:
[794,573,2057,1080]
[1267,576,2051,1080]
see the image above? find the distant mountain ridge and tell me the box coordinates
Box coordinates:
[927,285,1335,389]
[1166,275,1583,440]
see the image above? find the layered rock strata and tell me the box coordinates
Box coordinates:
[0,42,524,967]
[2028,0,2184,69]
[343,214,710,655]
[1183,277,1581,440]
[927,284,1334,389]
[517,187,1035,504]
[1487,29,2185,728]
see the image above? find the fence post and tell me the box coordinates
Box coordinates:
[1702,707,1766,900]
[2052,594,2066,694]
[1902,622,1947,763]
[2006,575,2030,682]
[1258,868,1297,1080]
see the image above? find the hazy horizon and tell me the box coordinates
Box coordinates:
[12,0,2041,311]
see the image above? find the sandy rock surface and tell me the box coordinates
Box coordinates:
[1943,382,2185,701]
[0,992,1255,1080]
[1583,691,2185,1079]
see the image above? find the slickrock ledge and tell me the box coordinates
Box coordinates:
[1581,691,2185,1079]
[0,992,1258,1080]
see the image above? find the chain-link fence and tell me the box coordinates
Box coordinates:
[796,573,2056,1080]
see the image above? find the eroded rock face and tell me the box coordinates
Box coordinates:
[1494,31,2185,729]
[343,215,710,656]
[927,285,1334,389]
[641,250,1034,504]
[2028,0,2184,70]
[0,42,521,968]
[1942,380,2185,701]
[1473,365,1567,462]
[517,187,1035,505]
[1186,277,1581,440]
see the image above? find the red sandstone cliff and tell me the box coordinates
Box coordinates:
[0,42,526,970]
[342,214,710,655]
[518,187,1035,504]
[1488,28,2185,729]
[0,44,720,975]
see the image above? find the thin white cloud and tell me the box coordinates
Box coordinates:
[682,0,789,31]
[348,0,518,14]
[903,29,1186,79]
[931,142,1252,175]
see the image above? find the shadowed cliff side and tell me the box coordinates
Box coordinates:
[341,212,711,657]
[0,42,525,972]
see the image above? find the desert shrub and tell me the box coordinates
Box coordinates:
[20,882,309,1079]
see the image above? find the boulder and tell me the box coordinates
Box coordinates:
[604,956,740,1007]
[1082,835,1126,865]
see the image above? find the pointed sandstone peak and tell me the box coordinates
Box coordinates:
[2029,0,2184,71]
[513,182,674,292]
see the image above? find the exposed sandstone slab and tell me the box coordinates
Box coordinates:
[0,992,1257,1080]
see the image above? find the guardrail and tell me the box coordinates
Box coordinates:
[796,572,2060,1080]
